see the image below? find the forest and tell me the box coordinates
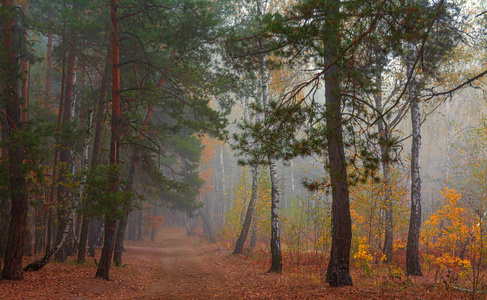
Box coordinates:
[1,0,487,298]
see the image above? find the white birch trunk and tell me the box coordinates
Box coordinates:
[24,109,93,271]
[260,46,282,273]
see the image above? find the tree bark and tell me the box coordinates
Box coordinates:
[0,120,10,271]
[267,160,282,273]
[137,208,143,241]
[96,0,120,280]
[324,0,352,286]
[20,2,28,123]
[113,156,136,267]
[46,30,67,254]
[128,211,136,240]
[150,206,157,242]
[55,34,77,263]
[374,74,393,262]
[406,43,423,276]
[34,201,44,254]
[201,211,216,243]
[87,219,103,257]
[23,109,92,272]
[77,50,110,264]
[260,59,282,273]
[1,0,29,281]
[381,158,393,262]
[256,0,282,273]
[232,164,259,254]
[95,218,116,279]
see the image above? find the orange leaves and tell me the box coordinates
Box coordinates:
[421,187,474,282]
[199,169,213,184]
[200,134,222,165]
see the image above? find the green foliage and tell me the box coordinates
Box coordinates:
[84,165,135,220]
[0,121,53,202]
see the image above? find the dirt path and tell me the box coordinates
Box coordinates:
[139,227,237,300]
[0,227,470,299]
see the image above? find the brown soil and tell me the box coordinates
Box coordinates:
[139,227,237,299]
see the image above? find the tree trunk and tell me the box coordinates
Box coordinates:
[151,206,157,242]
[1,0,29,281]
[113,156,137,267]
[23,109,92,272]
[96,0,120,280]
[201,212,216,243]
[267,159,282,273]
[77,214,89,263]
[137,208,143,241]
[22,207,32,256]
[87,219,103,257]
[128,211,137,241]
[374,74,394,263]
[0,120,10,270]
[77,50,110,264]
[324,0,352,285]
[95,218,116,279]
[255,0,282,273]
[250,219,257,249]
[45,0,71,256]
[113,213,128,266]
[24,195,79,271]
[34,202,44,254]
[260,56,282,273]
[382,159,393,262]
[20,2,28,123]
[55,34,77,263]
[233,164,259,254]
[406,43,423,276]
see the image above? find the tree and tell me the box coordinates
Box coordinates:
[77,52,110,264]
[261,0,456,285]
[1,0,29,280]
[402,0,460,276]
[406,42,423,276]
[95,0,120,280]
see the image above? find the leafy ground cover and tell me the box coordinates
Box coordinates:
[0,227,476,299]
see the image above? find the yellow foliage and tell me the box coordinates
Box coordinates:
[422,187,473,281]
[353,243,373,276]
[349,167,409,261]
[218,167,272,250]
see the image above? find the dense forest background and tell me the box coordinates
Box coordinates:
[1,0,487,294]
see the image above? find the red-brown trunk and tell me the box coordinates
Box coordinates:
[46,16,68,254]
[55,35,77,263]
[20,2,28,123]
[96,0,120,280]
[324,0,352,287]
[1,0,29,280]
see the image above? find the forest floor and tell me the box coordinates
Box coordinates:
[0,227,479,299]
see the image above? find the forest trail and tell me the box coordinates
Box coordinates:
[139,227,237,299]
[0,226,470,299]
